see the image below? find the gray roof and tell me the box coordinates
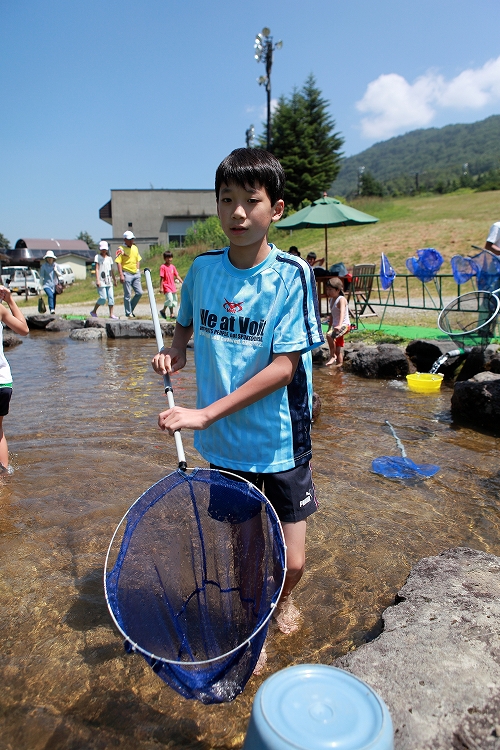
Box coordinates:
[8,238,95,263]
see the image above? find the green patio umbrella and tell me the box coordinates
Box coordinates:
[275,193,378,269]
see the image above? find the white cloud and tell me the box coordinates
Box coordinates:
[356,56,500,140]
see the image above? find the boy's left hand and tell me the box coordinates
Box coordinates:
[159,405,211,434]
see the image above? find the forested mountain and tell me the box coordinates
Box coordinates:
[332,115,500,197]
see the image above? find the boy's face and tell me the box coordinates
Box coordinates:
[217,181,284,250]
[164,256,172,264]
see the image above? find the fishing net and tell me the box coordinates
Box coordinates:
[405,248,444,283]
[380,253,396,290]
[105,468,286,704]
[372,422,439,480]
[470,250,500,292]
[450,255,477,285]
[437,290,500,349]
[451,250,500,291]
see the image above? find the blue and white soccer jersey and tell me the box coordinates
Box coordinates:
[177,244,324,473]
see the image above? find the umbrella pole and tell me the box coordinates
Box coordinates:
[324,227,328,270]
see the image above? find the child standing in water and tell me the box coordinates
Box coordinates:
[0,286,29,472]
[326,278,350,367]
[152,149,323,667]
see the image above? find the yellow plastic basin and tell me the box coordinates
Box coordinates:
[406,372,444,393]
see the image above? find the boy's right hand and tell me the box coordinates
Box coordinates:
[152,346,186,375]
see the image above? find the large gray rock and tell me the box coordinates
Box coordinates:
[105,320,175,339]
[335,547,500,750]
[25,314,55,330]
[3,331,23,348]
[405,339,465,377]
[348,343,409,378]
[45,318,85,332]
[312,343,330,365]
[70,328,106,341]
[84,317,107,329]
[451,371,500,433]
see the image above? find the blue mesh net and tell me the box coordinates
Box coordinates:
[451,255,477,285]
[380,253,396,290]
[405,248,444,283]
[105,468,286,704]
[372,456,439,479]
[471,250,500,292]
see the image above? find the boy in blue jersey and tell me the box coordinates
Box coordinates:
[152,148,324,638]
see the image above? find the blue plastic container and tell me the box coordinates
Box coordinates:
[243,664,393,750]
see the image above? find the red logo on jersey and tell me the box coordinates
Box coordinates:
[223,298,243,314]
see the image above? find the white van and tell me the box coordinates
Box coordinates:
[58,265,75,286]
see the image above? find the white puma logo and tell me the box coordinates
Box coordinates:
[300,491,312,507]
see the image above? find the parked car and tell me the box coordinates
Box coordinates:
[58,265,75,286]
[1,266,28,287]
[8,268,43,296]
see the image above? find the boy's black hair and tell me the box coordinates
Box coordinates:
[215,148,285,205]
[163,251,173,259]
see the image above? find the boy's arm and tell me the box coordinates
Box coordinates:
[0,287,29,336]
[156,350,300,435]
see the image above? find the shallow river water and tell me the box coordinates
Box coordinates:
[1,331,499,749]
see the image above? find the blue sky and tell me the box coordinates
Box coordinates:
[2,0,500,244]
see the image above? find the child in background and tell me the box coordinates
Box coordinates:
[325,277,350,367]
[159,251,182,319]
[152,148,323,657]
[0,286,29,472]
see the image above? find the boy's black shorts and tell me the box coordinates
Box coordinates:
[210,461,318,524]
[0,387,12,417]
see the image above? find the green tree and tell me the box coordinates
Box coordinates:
[0,233,11,249]
[262,74,344,210]
[360,171,384,197]
[184,215,227,249]
[76,231,98,250]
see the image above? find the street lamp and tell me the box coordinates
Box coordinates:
[254,27,282,150]
[245,124,255,149]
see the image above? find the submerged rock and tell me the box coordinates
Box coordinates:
[3,331,23,348]
[335,547,500,750]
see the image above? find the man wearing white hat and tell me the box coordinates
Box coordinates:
[115,231,143,317]
[40,250,62,314]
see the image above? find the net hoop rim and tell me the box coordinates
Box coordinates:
[103,466,287,667]
[437,288,500,337]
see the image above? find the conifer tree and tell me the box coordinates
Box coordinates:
[262,75,344,210]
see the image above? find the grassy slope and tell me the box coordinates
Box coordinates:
[15,190,498,311]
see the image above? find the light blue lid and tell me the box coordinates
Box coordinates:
[249,664,393,750]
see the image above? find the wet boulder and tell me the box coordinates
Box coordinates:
[84,317,107,329]
[347,343,409,379]
[451,371,500,433]
[25,313,56,330]
[3,331,23,348]
[456,344,500,381]
[45,318,85,332]
[312,343,330,365]
[105,319,175,339]
[405,339,464,376]
[70,328,106,341]
[312,392,321,420]
[335,547,500,750]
